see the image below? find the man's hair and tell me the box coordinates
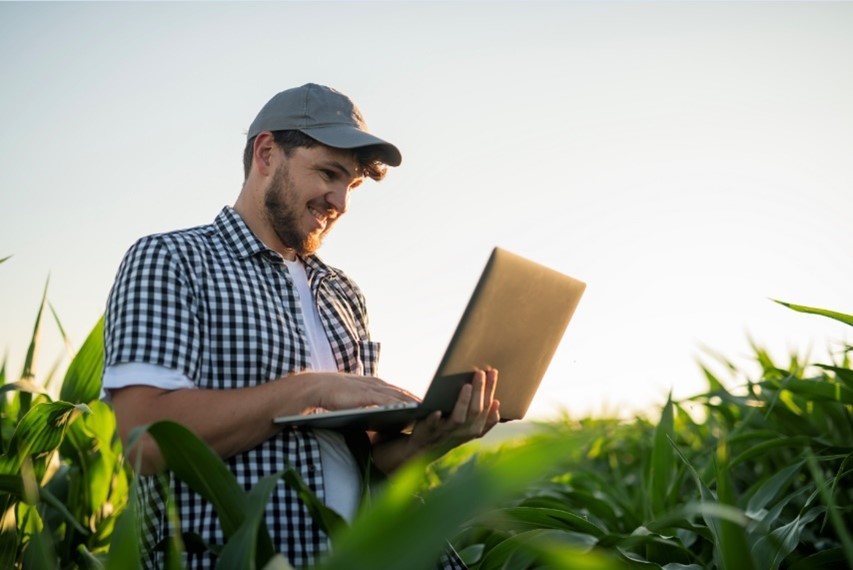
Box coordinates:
[243,130,388,181]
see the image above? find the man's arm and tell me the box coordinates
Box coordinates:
[369,368,501,474]
[111,371,417,475]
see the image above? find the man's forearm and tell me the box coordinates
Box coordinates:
[110,371,418,475]
[112,376,314,474]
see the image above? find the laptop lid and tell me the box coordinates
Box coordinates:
[273,247,586,431]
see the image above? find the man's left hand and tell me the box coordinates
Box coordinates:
[370,368,500,473]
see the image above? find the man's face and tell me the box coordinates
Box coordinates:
[263,145,364,256]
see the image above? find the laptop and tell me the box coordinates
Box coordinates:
[273,247,586,432]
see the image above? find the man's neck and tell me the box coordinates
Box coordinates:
[232,193,298,261]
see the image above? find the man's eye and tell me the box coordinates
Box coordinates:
[320,169,336,180]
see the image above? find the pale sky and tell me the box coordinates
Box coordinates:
[1,2,851,420]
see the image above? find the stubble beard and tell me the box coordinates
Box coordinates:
[264,163,329,256]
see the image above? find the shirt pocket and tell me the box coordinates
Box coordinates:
[358,340,381,377]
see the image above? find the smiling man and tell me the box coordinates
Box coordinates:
[102,83,499,569]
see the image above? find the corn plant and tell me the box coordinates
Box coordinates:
[0,271,130,569]
[435,301,852,569]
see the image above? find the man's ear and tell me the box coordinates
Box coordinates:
[252,131,277,177]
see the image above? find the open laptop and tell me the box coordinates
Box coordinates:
[273,247,586,432]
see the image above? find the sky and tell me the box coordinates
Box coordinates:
[1,2,851,421]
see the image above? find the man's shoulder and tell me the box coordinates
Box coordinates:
[127,220,220,258]
[140,220,217,246]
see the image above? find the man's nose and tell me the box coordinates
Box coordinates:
[325,184,350,215]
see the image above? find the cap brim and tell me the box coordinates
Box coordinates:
[299,125,402,167]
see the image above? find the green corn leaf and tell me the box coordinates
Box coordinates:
[479,528,614,570]
[0,401,90,474]
[773,300,853,327]
[726,429,781,446]
[649,501,751,528]
[715,443,755,570]
[490,506,606,538]
[144,421,248,540]
[164,490,186,570]
[60,316,105,404]
[0,505,17,570]
[753,486,812,541]
[746,461,805,515]
[729,436,810,468]
[322,433,592,570]
[0,474,26,497]
[0,471,89,536]
[0,379,50,398]
[216,472,282,570]
[669,442,723,551]
[761,378,853,405]
[48,301,75,358]
[543,490,621,528]
[699,364,727,393]
[75,544,107,570]
[648,393,675,517]
[815,364,853,389]
[40,483,91,536]
[517,493,615,527]
[261,554,296,570]
[22,278,49,382]
[61,402,124,524]
[17,278,50,421]
[456,544,484,565]
[63,416,114,511]
[106,474,142,570]
[22,516,58,570]
[752,506,825,570]
[144,420,277,566]
[281,467,347,539]
[787,548,848,569]
[805,451,853,567]
[597,526,697,563]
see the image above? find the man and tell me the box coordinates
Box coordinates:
[103,83,500,569]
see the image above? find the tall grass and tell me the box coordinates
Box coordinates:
[0,260,849,569]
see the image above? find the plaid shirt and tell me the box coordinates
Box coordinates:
[104,207,464,569]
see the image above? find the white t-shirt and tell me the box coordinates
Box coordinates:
[103,258,363,523]
[282,258,362,522]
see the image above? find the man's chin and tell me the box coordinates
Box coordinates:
[294,234,323,257]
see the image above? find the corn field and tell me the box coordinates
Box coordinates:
[1,255,851,569]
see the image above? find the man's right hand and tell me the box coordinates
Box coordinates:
[294,371,419,413]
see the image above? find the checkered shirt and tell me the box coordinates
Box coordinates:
[104,207,465,569]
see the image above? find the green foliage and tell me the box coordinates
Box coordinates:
[0,281,129,569]
[325,432,620,570]
[1,268,850,569]
[433,302,853,569]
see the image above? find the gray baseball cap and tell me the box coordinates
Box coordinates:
[247,83,402,167]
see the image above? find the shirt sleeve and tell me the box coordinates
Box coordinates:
[100,362,195,401]
[103,234,203,383]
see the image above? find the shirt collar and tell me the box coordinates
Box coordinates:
[214,206,268,259]
[214,206,337,279]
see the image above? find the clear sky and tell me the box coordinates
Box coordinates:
[1,2,851,420]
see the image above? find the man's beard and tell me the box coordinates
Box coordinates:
[264,163,332,256]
